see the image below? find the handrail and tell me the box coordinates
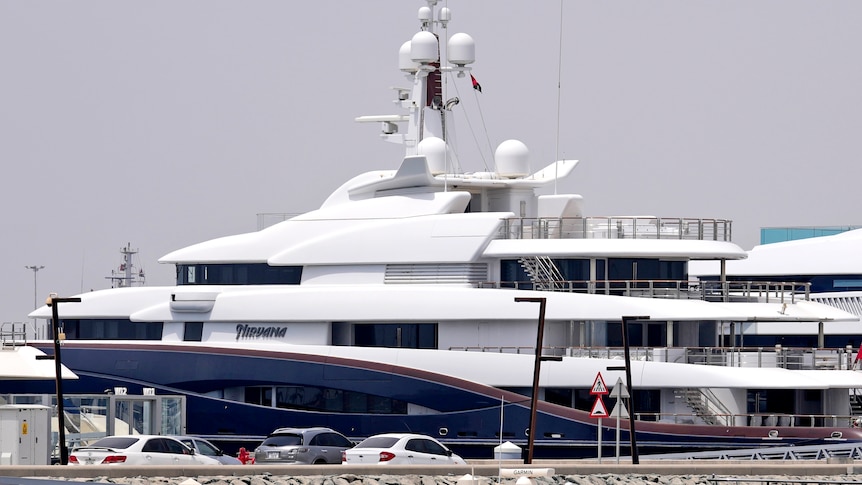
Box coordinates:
[446,345,860,371]
[497,216,733,241]
[479,279,811,303]
[0,322,27,348]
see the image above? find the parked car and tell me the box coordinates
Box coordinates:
[253,427,353,464]
[171,435,242,465]
[341,433,466,465]
[68,435,221,466]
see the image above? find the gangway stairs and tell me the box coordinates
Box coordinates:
[518,256,565,291]
[643,441,862,461]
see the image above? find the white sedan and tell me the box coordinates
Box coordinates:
[172,436,242,465]
[68,435,221,466]
[341,433,466,465]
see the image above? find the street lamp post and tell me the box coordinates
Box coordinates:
[46,294,81,465]
[621,315,649,465]
[514,297,561,464]
[25,265,45,310]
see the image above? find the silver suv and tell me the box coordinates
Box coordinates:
[253,427,353,464]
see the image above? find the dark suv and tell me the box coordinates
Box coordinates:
[253,427,353,464]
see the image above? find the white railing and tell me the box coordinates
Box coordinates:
[447,345,859,371]
[479,279,811,303]
[498,216,733,241]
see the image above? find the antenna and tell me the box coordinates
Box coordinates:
[554,0,565,194]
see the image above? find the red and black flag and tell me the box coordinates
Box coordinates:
[470,74,482,93]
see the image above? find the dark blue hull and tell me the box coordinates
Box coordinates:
[5,342,860,459]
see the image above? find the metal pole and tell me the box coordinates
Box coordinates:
[621,315,649,465]
[25,265,45,309]
[515,297,548,464]
[47,296,81,465]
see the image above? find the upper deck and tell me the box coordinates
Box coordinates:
[496,216,732,241]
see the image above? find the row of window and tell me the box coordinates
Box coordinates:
[176,264,302,285]
[60,319,163,340]
[501,258,687,285]
[244,385,409,414]
[172,259,689,287]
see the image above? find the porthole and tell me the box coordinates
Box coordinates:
[439,427,448,436]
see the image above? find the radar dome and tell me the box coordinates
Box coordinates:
[417,136,448,175]
[417,6,432,21]
[399,41,419,72]
[410,31,439,64]
[494,139,530,178]
[448,33,475,66]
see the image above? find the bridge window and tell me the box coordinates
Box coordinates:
[176,263,302,285]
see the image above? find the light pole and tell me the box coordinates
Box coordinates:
[621,315,649,465]
[515,296,561,464]
[46,294,81,465]
[25,265,45,309]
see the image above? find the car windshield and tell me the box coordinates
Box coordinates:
[261,434,303,446]
[88,437,139,450]
[354,436,400,449]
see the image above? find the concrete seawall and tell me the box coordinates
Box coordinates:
[0,460,861,480]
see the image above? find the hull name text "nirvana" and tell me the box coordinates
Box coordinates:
[236,324,288,340]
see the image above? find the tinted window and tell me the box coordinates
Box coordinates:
[91,437,139,450]
[262,434,302,446]
[183,322,203,342]
[177,263,302,285]
[355,436,399,449]
[163,439,189,454]
[60,319,163,340]
[422,440,447,456]
[315,432,351,447]
[327,433,352,448]
[142,439,166,453]
[406,438,445,455]
[405,439,423,453]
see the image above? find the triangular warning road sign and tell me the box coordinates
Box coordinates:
[609,377,629,399]
[590,373,609,395]
[610,400,629,419]
[590,396,609,418]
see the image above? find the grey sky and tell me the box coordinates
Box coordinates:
[1,1,860,324]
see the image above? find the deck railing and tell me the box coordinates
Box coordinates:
[478,279,811,303]
[446,345,859,371]
[634,411,858,429]
[497,216,733,241]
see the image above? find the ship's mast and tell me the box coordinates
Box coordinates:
[106,243,146,288]
[355,1,474,163]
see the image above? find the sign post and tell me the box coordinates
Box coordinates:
[589,372,609,462]
[610,377,630,463]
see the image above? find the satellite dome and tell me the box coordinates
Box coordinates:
[417,6,432,21]
[447,33,475,66]
[417,136,448,175]
[494,139,530,178]
[399,41,419,73]
[410,31,439,64]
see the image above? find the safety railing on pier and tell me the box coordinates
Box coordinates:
[634,410,858,429]
[646,441,862,462]
[497,216,733,241]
